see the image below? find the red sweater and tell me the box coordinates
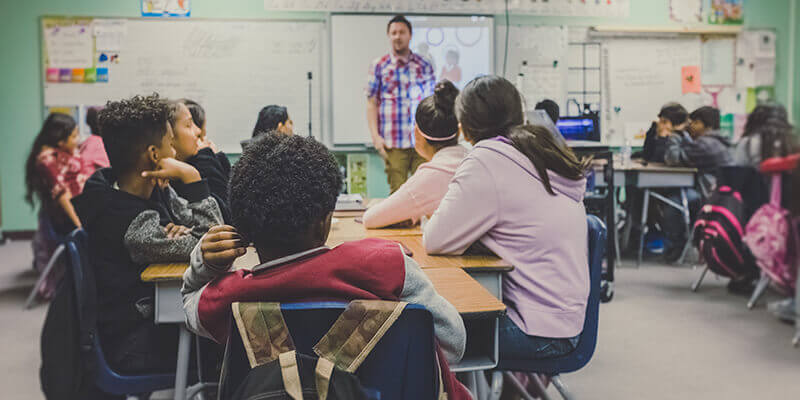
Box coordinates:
[182,238,471,399]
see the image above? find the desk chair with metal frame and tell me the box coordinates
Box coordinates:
[219,302,439,400]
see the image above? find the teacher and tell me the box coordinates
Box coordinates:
[366,15,436,193]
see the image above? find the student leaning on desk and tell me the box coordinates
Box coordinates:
[71,94,223,379]
[180,133,471,399]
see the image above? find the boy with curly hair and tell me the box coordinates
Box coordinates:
[72,94,223,376]
[181,132,470,399]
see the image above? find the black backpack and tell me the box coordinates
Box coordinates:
[40,232,99,400]
[692,185,758,279]
[222,301,445,400]
[40,271,93,399]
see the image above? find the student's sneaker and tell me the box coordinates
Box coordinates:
[767,298,798,324]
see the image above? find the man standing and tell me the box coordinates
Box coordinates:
[366,15,436,193]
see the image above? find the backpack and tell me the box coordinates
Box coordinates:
[743,174,799,293]
[223,301,447,400]
[40,269,93,399]
[692,186,758,279]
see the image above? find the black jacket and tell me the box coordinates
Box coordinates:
[71,168,220,357]
[179,148,232,223]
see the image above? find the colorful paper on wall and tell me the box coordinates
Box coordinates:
[45,24,94,69]
[681,66,702,94]
[142,0,191,17]
[746,86,774,113]
[46,106,79,121]
[708,0,744,25]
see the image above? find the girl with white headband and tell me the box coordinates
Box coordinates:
[363,80,468,228]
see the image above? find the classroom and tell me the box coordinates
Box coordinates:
[0,0,799,399]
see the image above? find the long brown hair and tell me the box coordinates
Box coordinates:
[25,113,77,206]
[455,75,590,195]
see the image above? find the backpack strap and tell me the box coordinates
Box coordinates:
[313,300,408,373]
[770,173,782,206]
[278,351,304,400]
[232,302,295,368]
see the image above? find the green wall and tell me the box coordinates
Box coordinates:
[0,0,794,231]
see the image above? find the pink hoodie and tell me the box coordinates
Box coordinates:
[424,138,589,338]
[363,145,468,228]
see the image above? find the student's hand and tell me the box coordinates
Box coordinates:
[142,158,202,184]
[164,223,192,239]
[372,136,389,160]
[197,137,219,153]
[201,225,248,270]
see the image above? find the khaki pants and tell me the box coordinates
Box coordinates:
[384,148,426,193]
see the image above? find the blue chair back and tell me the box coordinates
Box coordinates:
[497,214,606,375]
[63,229,175,396]
[220,302,438,400]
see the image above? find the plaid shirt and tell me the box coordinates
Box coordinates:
[366,52,435,149]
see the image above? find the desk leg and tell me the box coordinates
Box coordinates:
[637,189,651,267]
[174,325,192,400]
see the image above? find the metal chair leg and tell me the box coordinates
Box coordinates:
[24,244,65,309]
[748,274,771,310]
[691,265,709,292]
[502,372,539,400]
[638,190,651,268]
[551,376,575,400]
[678,224,696,265]
[793,331,800,348]
[529,374,553,400]
[489,371,503,400]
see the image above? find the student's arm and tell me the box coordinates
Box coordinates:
[423,156,498,255]
[56,192,81,228]
[664,134,689,166]
[180,148,231,221]
[165,184,224,235]
[123,210,200,264]
[363,170,428,228]
[399,252,466,364]
[182,225,247,338]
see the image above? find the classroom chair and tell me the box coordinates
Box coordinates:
[490,214,605,400]
[219,302,438,400]
[24,214,67,309]
[746,155,800,310]
[64,229,178,399]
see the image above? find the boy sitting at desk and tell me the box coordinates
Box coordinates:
[665,106,733,194]
[639,103,690,163]
[181,133,469,398]
[72,94,223,377]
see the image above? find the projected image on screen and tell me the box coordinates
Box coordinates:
[409,16,493,89]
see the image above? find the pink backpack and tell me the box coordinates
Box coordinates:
[743,174,798,293]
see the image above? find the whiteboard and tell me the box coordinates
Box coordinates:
[43,18,325,153]
[603,38,707,146]
[330,14,494,145]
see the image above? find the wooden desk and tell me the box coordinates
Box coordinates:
[142,260,506,378]
[326,217,421,246]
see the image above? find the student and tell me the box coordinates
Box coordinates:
[80,106,111,170]
[734,104,796,167]
[71,94,223,377]
[423,76,590,365]
[172,99,233,223]
[640,103,690,163]
[363,80,467,229]
[535,99,560,125]
[241,105,294,149]
[659,106,732,261]
[181,133,470,399]
[25,113,93,298]
[666,106,733,190]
